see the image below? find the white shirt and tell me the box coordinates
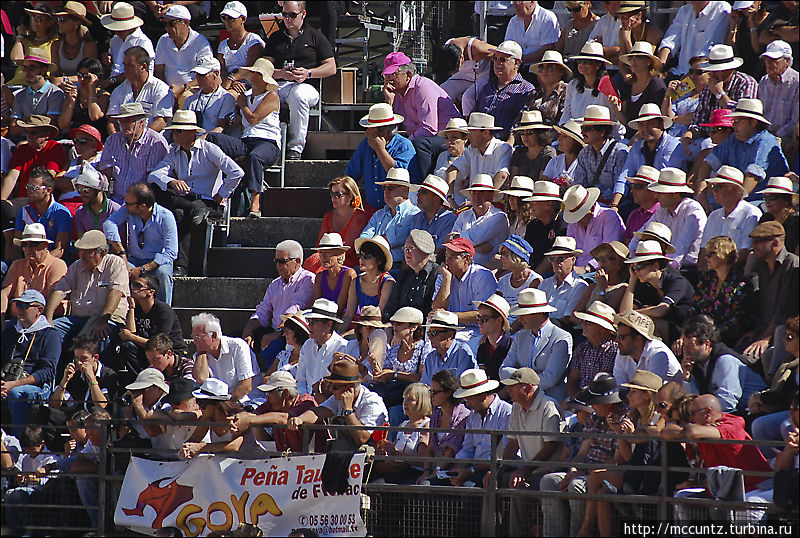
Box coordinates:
[452,205,510,267]
[452,137,513,206]
[196,336,257,399]
[503,5,560,57]
[218,32,265,74]
[560,78,617,125]
[659,1,732,75]
[109,28,155,77]
[154,29,213,86]
[149,138,244,199]
[242,90,282,143]
[320,385,388,430]
[542,152,578,183]
[588,13,621,48]
[498,269,542,323]
[183,85,236,132]
[629,197,707,268]
[613,338,682,385]
[538,271,589,319]
[701,199,762,250]
[295,332,348,395]
[108,75,175,125]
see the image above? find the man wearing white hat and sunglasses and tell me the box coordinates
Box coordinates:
[153,5,213,103]
[757,40,799,141]
[407,175,458,251]
[183,56,237,134]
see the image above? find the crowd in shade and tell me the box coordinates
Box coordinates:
[0,0,798,534]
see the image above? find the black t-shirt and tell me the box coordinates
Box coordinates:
[632,267,694,322]
[134,300,187,355]
[265,22,334,70]
[525,213,568,270]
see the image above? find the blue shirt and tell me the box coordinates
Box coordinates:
[15,199,72,246]
[705,129,789,198]
[345,134,420,209]
[474,73,535,138]
[614,132,686,196]
[687,352,767,413]
[455,394,512,461]
[408,207,458,250]
[359,199,421,262]
[420,338,478,386]
[434,263,498,331]
[103,202,178,267]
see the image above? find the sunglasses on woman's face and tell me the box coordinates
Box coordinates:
[567,6,584,13]
[358,251,375,260]
[329,190,346,199]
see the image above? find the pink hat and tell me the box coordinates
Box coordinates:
[699,108,733,128]
[382,52,412,75]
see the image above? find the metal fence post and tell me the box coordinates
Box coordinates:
[659,438,668,521]
[481,432,499,537]
[97,420,108,536]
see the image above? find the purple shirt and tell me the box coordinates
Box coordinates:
[430,403,471,457]
[97,128,169,203]
[73,197,122,237]
[251,268,315,329]
[567,204,625,268]
[624,201,660,243]
[393,74,460,140]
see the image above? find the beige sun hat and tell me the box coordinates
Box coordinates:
[628,103,673,130]
[473,294,511,320]
[647,167,693,194]
[757,176,799,202]
[56,1,94,27]
[619,41,663,70]
[706,165,747,193]
[544,236,583,257]
[466,112,503,130]
[74,230,107,250]
[101,2,143,31]
[621,370,664,392]
[509,288,557,316]
[13,223,53,246]
[524,180,564,202]
[352,305,390,328]
[626,165,660,185]
[428,310,465,331]
[617,0,647,14]
[563,184,601,223]
[111,102,149,119]
[389,306,424,325]
[375,167,412,188]
[409,174,450,203]
[239,58,279,90]
[304,298,344,323]
[614,310,658,341]
[574,301,617,332]
[512,110,550,132]
[353,235,393,272]
[258,371,297,392]
[500,176,535,198]
[633,222,676,253]
[578,104,618,126]
[437,117,469,136]
[532,50,572,78]
[625,240,669,264]
[164,110,205,132]
[590,240,629,260]
[553,119,587,147]
[315,232,350,253]
[700,44,744,71]
[17,115,59,138]
[727,98,771,125]
[570,41,613,65]
[359,102,404,128]
[453,368,500,398]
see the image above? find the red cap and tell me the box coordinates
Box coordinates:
[68,124,103,150]
[699,108,733,128]
[443,237,475,257]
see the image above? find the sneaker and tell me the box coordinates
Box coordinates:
[248,210,261,218]
[286,149,302,160]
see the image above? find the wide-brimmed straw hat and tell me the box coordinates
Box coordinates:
[56,2,93,26]
[354,236,393,272]
[409,174,449,203]
[563,185,600,223]
[359,103,404,128]
[619,41,662,69]
[727,98,771,125]
[510,288,557,316]
[22,47,53,67]
[512,110,550,132]
[700,44,744,71]
[524,180,564,202]
[17,115,59,138]
[532,50,572,78]
[428,310,464,331]
[617,0,647,14]
[375,167,412,188]
[352,305,390,328]
[574,301,617,332]
[304,298,343,324]
[315,233,350,253]
[101,2,143,31]
[614,310,658,341]
[757,176,799,202]
[389,306,424,325]
[578,105,617,126]
[325,359,364,384]
[633,222,676,253]
[621,370,664,392]
[461,174,498,196]
[590,241,629,260]
[164,110,205,132]
[544,236,583,257]
[706,165,747,193]
[437,117,469,136]
[628,103,672,130]
[453,368,500,399]
[625,240,669,265]
[466,112,502,130]
[626,165,660,185]
[13,223,54,246]
[500,176,535,198]
[570,42,612,65]
[578,372,622,404]
[553,119,587,147]
[239,58,279,90]
[647,167,693,194]
[24,4,55,18]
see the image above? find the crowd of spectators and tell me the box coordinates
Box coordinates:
[1,0,799,534]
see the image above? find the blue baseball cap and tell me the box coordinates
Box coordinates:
[500,235,533,261]
[13,289,47,306]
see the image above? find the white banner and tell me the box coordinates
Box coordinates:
[114,454,367,537]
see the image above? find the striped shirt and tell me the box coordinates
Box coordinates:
[572,138,630,203]
[757,68,800,138]
[571,335,618,390]
[691,71,757,135]
[474,73,535,138]
[97,129,169,203]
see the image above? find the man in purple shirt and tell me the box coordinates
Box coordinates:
[72,163,122,239]
[563,185,624,272]
[241,239,314,370]
[622,165,660,243]
[382,52,460,177]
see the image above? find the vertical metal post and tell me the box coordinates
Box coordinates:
[479,1,488,42]
[97,420,108,536]
[659,438,668,521]
[481,431,498,537]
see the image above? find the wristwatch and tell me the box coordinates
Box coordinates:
[342,409,354,417]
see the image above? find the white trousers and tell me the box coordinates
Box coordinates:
[278,81,320,153]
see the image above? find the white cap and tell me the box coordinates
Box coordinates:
[493,40,523,61]
[732,1,754,10]
[191,56,221,75]
[220,1,247,19]
[162,4,191,20]
[761,40,792,60]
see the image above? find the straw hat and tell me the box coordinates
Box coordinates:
[626,165,660,185]
[13,223,53,246]
[111,102,149,119]
[461,174,498,196]
[700,44,744,71]
[409,174,449,203]
[453,368,500,398]
[570,42,613,65]
[437,117,469,136]
[628,103,672,130]
[509,288,557,316]
[164,110,205,132]
[578,372,622,404]
[553,119,587,147]
[24,4,55,18]
[544,236,583,257]
[647,167,693,194]
[590,240,629,260]
[757,176,799,202]
[280,312,310,337]
[532,50,572,78]
[617,0,647,13]
[17,115,59,138]
[473,294,511,320]
[375,167,412,188]
[614,310,658,340]
[353,236,393,271]
[258,371,297,392]
[633,222,676,253]
[22,47,53,67]
[315,233,350,253]
[352,305,390,328]
[466,112,502,130]
[389,306,424,325]
[563,184,600,223]
[359,102,404,128]
[512,110,550,132]
[56,2,93,27]
[578,105,617,126]
[574,301,617,332]
[428,310,464,331]
[500,175,535,198]
[324,359,363,384]
[619,41,662,70]
[706,165,746,193]
[239,58,279,90]
[101,2,143,31]
[625,240,669,264]
[524,180,564,202]
[621,370,664,392]
[304,298,344,324]
[727,98,771,125]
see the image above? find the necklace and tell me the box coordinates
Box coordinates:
[227,30,247,51]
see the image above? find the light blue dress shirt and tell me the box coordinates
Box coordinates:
[103,202,178,266]
[360,199,421,262]
[420,339,478,386]
[434,263,498,331]
[614,132,686,196]
[407,207,457,249]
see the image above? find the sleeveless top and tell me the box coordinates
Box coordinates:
[58,38,86,75]
[242,90,281,143]
[354,272,394,309]
[320,267,348,302]
[218,32,265,74]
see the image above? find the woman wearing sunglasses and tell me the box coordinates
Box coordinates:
[340,237,395,332]
[554,1,599,59]
[217,1,265,90]
[51,2,98,80]
[317,176,370,269]
[58,58,110,137]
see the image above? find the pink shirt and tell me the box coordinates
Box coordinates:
[624,202,660,243]
[567,205,625,268]
[392,74,460,139]
[251,268,315,329]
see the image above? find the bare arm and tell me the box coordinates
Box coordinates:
[1,169,21,200]
[192,353,210,383]
[230,376,253,402]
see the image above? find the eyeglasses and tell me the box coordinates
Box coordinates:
[567,6,584,13]
[548,255,570,264]
[329,190,347,199]
[427,329,448,338]
[282,11,302,19]
[688,69,703,76]
[220,14,235,21]
[163,19,184,27]
[630,262,651,272]
[580,125,602,132]
[358,251,375,260]
[124,201,142,207]
[630,183,647,190]
[403,246,419,253]
[73,138,92,145]
[476,314,499,323]
[32,15,51,23]
[77,72,92,80]
[56,15,75,23]
[15,302,39,310]
[26,184,49,192]
[274,258,294,265]
[130,281,151,291]
[21,242,47,249]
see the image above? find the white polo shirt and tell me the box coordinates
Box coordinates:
[196,335,257,399]
[321,385,389,430]
[701,199,762,250]
[154,29,213,86]
[613,338,682,385]
[503,5,560,57]
[108,75,175,124]
[451,137,512,206]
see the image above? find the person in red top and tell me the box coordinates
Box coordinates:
[315,175,371,270]
[1,115,66,200]
[229,371,327,453]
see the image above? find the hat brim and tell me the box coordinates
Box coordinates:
[563,187,601,224]
[164,391,195,405]
[354,237,393,272]
[625,253,669,264]
[620,381,659,392]
[191,390,230,401]
[437,127,469,136]
[304,312,344,324]
[619,52,663,70]
[453,379,500,399]
[756,187,799,201]
[628,113,673,130]
[574,311,616,332]
[509,304,557,316]
[569,54,613,65]
[409,183,449,202]
[374,180,412,188]
[257,383,294,392]
[13,236,54,246]
[111,110,149,120]
[699,58,744,71]
[55,9,93,26]
[164,124,205,132]
[427,321,465,331]
[101,13,144,31]
[631,233,677,253]
[647,183,694,194]
[582,392,622,404]
[18,122,59,137]
[352,318,390,328]
[727,111,771,125]
[578,118,619,127]
[705,177,747,192]
[460,185,498,197]
[552,124,587,147]
[512,123,551,132]
[324,374,364,384]
[466,125,503,130]
[590,242,628,259]
[237,66,279,90]
[543,246,583,257]
[500,188,535,198]
[314,245,350,253]
[359,115,405,128]
[128,380,170,393]
[524,193,564,202]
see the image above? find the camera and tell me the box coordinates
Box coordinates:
[120,393,133,406]
[285,60,295,71]
[1,358,26,382]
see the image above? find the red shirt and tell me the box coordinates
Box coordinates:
[9,140,66,197]
[696,413,772,491]
[255,393,325,452]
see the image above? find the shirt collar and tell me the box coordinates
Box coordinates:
[27,80,52,95]
[399,74,420,97]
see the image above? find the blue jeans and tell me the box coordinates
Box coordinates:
[129,256,173,305]
[752,410,792,459]
[6,383,51,436]
[76,475,99,528]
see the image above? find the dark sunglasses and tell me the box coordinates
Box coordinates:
[764,194,787,202]
[329,190,347,199]
[630,262,652,272]
[688,69,704,76]
[281,11,302,19]
[73,138,92,145]
[77,72,92,80]
[56,15,76,23]
[78,186,95,194]
[163,19,184,27]
[476,314,499,323]
[427,329,448,338]
[15,302,40,310]
[656,402,670,410]
[21,241,48,249]
[220,14,235,21]
[130,281,151,291]
[358,251,375,260]
[567,6,584,13]
[274,257,294,265]
[548,255,570,263]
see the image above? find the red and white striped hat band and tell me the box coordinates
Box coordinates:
[583,113,614,123]
[568,191,590,212]
[113,13,136,21]
[461,377,490,390]
[483,299,508,318]
[765,183,794,193]
[368,116,398,125]
[286,315,310,332]
[714,172,744,186]
[631,173,653,182]
[583,311,615,325]
[635,251,664,257]
[533,190,561,197]
[658,178,688,187]
[421,182,448,199]
[518,301,549,309]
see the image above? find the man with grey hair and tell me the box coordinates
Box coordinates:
[757,40,799,141]
[191,312,258,402]
[382,51,460,177]
[242,239,314,370]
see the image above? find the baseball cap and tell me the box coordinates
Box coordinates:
[12,289,47,306]
[382,51,412,75]
[161,4,191,20]
[443,237,475,257]
[220,1,247,19]
[761,40,792,60]
[191,56,221,75]
[499,367,541,386]
[493,40,523,61]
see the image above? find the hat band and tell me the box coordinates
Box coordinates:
[635,251,663,256]
[484,299,508,318]
[588,388,617,397]
[311,306,337,318]
[326,373,360,382]
[518,301,548,308]
[287,315,310,331]
[632,174,655,182]
[422,183,448,199]
[568,191,590,213]
[172,120,199,127]
[708,56,734,65]
[461,377,490,390]
[658,179,687,187]
[766,183,794,193]
[113,14,137,22]
[532,191,561,198]
[578,53,606,60]
[21,233,48,240]
[587,311,615,324]
[359,316,383,322]
[584,116,612,123]
[635,113,662,121]
[197,387,223,398]
[716,173,743,186]
[368,116,397,125]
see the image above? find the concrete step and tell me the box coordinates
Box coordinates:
[173,277,270,309]
[259,187,331,217]
[274,160,348,188]
[228,217,322,248]
[206,247,314,278]
[173,307,252,338]
[304,132,364,160]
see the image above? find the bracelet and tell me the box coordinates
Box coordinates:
[89,380,99,387]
